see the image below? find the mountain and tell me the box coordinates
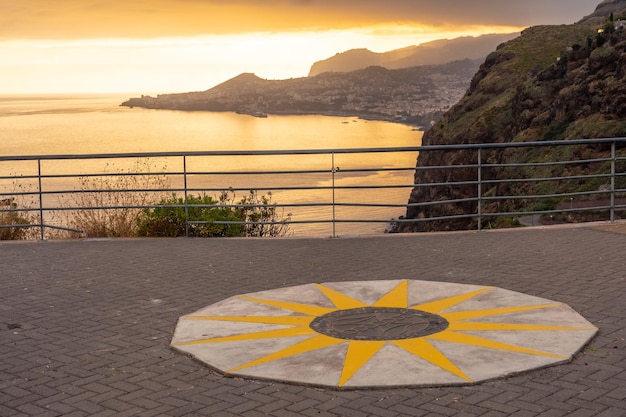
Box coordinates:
[121,59,482,125]
[580,0,626,22]
[399,7,626,232]
[308,33,519,77]
[122,32,521,124]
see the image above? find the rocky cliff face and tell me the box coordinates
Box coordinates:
[400,15,626,232]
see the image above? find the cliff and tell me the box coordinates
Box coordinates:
[121,59,481,125]
[581,0,626,22]
[308,33,519,77]
[400,14,626,232]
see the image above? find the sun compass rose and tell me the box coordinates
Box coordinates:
[171,280,598,388]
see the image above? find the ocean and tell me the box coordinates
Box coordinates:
[0,94,422,236]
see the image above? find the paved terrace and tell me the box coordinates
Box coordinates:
[1,223,625,417]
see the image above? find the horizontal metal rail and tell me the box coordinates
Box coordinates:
[1,137,625,239]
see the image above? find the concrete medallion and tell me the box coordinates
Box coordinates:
[171,280,598,389]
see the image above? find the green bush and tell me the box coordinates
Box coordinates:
[136,190,290,238]
[487,216,522,229]
[533,199,558,212]
[137,193,243,237]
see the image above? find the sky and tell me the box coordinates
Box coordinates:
[0,0,603,94]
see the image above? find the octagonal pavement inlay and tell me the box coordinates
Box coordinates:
[171,280,598,389]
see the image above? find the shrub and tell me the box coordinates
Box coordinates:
[533,200,558,212]
[52,158,290,238]
[486,216,522,229]
[234,190,291,237]
[136,193,243,237]
[61,159,169,238]
[0,197,33,240]
[137,190,291,238]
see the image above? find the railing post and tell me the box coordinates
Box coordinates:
[37,159,44,240]
[611,141,616,223]
[477,148,482,231]
[331,152,337,238]
[184,155,189,238]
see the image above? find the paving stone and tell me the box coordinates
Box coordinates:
[270,410,306,417]
[565,409,606,417]
[286,398,323,412]
[508,410,539,417]
[594,408,626,417]
[1,225,625,416]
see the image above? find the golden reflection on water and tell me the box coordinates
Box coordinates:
[1,95,422,236]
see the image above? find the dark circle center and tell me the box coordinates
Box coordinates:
[309,307,449,341]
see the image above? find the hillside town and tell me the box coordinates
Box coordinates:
[122,59,481,126]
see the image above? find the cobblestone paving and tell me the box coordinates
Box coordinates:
[1,225,625,416]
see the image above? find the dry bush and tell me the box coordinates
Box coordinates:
[0,198,32,240]
[231,190,292,237]
[0,179,39,240]
[60,159,169,238]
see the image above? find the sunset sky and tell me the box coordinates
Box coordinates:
[0,0,602,94]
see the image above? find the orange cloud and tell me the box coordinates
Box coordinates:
[0,0,600,40]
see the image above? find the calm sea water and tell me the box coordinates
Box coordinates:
[0,94,422,236]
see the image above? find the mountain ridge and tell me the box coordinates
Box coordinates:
[308,33,519,76]
[580,0,626,22]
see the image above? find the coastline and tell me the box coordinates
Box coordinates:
[121,102,427,129]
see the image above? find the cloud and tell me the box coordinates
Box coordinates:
[0,0,602,40]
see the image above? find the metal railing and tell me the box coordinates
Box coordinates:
[1,138,625,239]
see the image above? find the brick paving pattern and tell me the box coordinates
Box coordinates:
[1,224,625,416]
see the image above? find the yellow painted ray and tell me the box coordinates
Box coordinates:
[229,334,345,372]
[340,340,386,386]
[373,280,409,308]
[428,331,566,359]
[412,287,493,313]
[238,295,335,316]
[393,338,471,382]
[441,303,562,321]
[183,315,314,326]
[448,322,594,332]
[173,326,317,346]
[315,284,368,309]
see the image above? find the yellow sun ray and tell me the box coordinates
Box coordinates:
[428,331,566,358]
[340,340,386,386]
[393,338,471,382]
[412,287,493,313]
[229,334,345,372]
[315,284,368,309]
[373,280,409,308]
[183,315,314,326]
[441,303,562,321]
[238,295,335,316]
[173,326,317,346]
[448,322,595,331]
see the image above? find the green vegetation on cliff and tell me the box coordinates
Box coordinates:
[402,17,626,232]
